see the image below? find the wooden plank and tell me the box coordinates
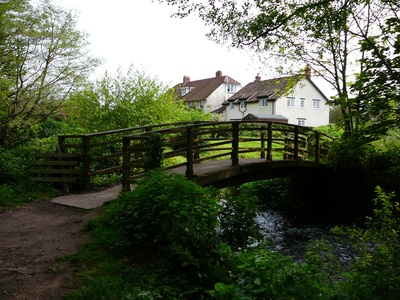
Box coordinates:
[30,168,78,175]
[31,177,77,183]
[90,166,122,176]
[30,161,79,166]
[92,152,122,161]
[33,153,79,158]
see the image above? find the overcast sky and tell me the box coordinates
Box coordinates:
[58,0,269,87]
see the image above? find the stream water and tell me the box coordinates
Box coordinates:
[257,209,355,263]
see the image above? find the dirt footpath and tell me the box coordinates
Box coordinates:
[0,200,100,300]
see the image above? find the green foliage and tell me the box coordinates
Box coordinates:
[0,182,59,210]
[144,132,165,170]
[65,67,200,133]
[92,170,221,276]
[91,173,122,189]
[208,244,333,300]
[218,192,261,250]
[0,0,99,147]
[330,187,400,299]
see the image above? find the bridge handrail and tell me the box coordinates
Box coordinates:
[57,121,213,189]
[121,121,334,190]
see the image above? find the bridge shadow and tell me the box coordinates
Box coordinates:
[170,159,330,188]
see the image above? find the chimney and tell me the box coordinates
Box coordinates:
[183,75,190,84]
[305,66,311,78]
[216,70,222,77]
[255,73,261,82]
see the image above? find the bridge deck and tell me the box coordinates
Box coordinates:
[170,158,327,188]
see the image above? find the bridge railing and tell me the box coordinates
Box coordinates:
[121,121,334,190]
[56,121,208,189]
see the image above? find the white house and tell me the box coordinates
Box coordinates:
[220,70,330,127]
[173,70,242,112]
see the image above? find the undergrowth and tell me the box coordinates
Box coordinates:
[63,172,400,299]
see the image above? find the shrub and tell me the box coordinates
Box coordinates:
[218,193,261,250]
[331,187,400,299]
[96,170,221,278]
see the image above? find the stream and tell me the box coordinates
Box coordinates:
[257,209,356,263]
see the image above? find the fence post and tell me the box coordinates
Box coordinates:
[58,136,66,153]
[81,135,91,191]
[232,122,239,166]
[122,137,131,191]
[267,123,273,161]
[260,126,266,159]
[315,131,320,163]
[293,126,299,160]
[186,127,194,178]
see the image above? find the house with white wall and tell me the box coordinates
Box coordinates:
[221,70,330,127]
[174,70,242,112]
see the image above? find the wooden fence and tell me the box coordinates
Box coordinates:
[30,121,334,191]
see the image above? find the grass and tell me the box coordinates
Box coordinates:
[0,181,60,211]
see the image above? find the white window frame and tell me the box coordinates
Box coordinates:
[312,99,321,109]
[227,83,236,93]
[181,87,190,96]
[229,102,234,110]
[300,98,305,108]
[240,101,247,110]
[259,99,268,107]
[297,118,306,126]
[286,97,295,107]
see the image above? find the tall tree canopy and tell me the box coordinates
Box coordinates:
[66,66,212,133]
[158,0,400,139]
[0,0,100,147]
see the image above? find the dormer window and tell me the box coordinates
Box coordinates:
[181,87,190,96]
[227,83,236,93]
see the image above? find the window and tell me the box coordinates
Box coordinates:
[297,118,306,126]
[286,97,295,107]
[229,102,234,110]
[259,99,268,107]
[300,98,305,108]
[240,101,247,110]
[181,87,190,96]
[312,99,320,109]
[227,83,236,93]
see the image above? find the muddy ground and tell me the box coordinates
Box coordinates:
[0,200,99,300]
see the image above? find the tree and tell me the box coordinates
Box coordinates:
[66,66,208,133]
[0,0,100,147]
[157,0,399,139]
[350,1,400,138]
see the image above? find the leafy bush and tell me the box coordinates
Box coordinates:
[208,243,333,299]
[93,170,221,278]
[218,193,261,250]
[331,186,400,299]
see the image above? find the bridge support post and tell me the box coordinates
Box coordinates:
[232,122,239,166]
[267,123,273,161]
[294,126,299,160]
[315,132,320,163]
[260,127,265,159]
[122,137,131,191]
[82,135,92,191]
[186,127,194,178]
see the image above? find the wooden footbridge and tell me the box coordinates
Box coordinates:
[30,121,334,191]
